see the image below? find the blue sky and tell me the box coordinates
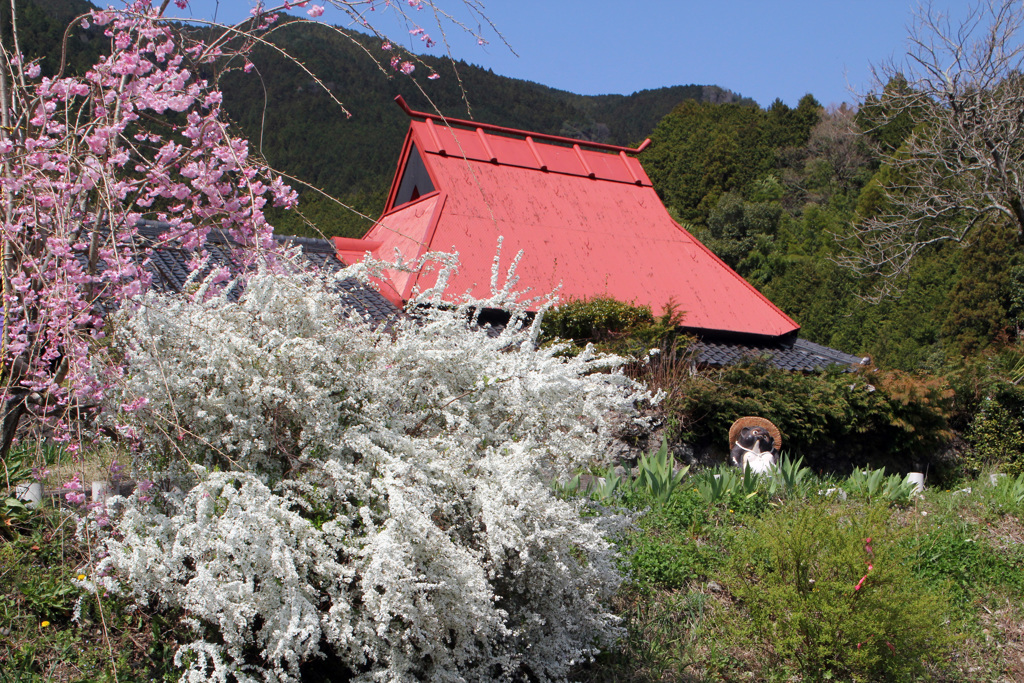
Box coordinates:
[176,1,976,108]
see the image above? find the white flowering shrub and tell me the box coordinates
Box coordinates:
[100,260,652,682]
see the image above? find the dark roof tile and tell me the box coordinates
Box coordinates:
[693,337,866,373]
[86,222,402,327]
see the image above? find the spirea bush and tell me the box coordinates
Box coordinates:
[98,261,651,682]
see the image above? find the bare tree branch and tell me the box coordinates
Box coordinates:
[837,0,1024,296]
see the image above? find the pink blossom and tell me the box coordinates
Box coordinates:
[307,5,324,17]
[108,461,125,480]
[121,396,149,412]
[399,61,415,75]
[64,475,85,505]
[381,41,392,51]
[0,2,320,469]
[428,72,440,80]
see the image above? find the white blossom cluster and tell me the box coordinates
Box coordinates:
[99,260,652,682]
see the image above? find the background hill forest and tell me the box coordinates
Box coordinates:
[12,0,1024,377]
[643,94,1024,374]
[9,0,753,235]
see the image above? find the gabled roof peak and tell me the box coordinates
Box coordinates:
[393,95,651,156]
[341,101,801,339]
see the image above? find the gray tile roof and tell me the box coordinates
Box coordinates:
[694,336,868,372]
[92,221,402,327]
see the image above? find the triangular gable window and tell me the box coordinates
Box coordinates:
[392,144,435,209]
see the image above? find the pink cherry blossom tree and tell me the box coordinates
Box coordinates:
[0,1,301,460]
[0,0,495,462]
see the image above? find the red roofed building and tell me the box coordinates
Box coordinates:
[334,97,865,370]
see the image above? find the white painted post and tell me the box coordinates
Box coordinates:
[92,480,111,504]
[14,482,43,508]
[907,472,925,494]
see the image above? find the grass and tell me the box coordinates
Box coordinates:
[0,503,174,681]
[1,444,178,682]
[3,448,1024,681]
[571,466,1024,683]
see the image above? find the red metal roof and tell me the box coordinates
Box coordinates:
[335,97,800,338]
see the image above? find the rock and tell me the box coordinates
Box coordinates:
[707,581,723,593]
[819,487,848,501]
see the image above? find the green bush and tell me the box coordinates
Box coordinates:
[731,501,956,682]
[666,359,953,470]
[539,296,686,358]
[541,297,654,343]
[966,393,1024,477]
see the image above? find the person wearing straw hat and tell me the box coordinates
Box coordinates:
[729,417,781,473]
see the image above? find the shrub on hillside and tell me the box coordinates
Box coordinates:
[96,261,652,682]
[966,391,1024,478]
[540,297,956,471]
[731,501,955,682]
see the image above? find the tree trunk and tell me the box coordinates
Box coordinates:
[0,393,25,462]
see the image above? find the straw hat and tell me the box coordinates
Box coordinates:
[729,416,782,450]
